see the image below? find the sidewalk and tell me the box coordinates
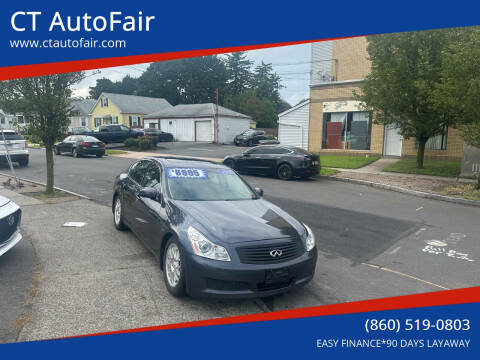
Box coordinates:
[0,185,260,342]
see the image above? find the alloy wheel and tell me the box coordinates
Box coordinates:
[165,243,182,287]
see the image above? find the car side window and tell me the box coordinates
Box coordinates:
[142,163,162,190]
[110,125,121,131]
[65,136,73,142]
[120,125,130,131]
[99,126,108,132]
[129,160,150,184]
[270,147,290,154]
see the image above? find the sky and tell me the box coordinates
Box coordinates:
[72,43,312,106]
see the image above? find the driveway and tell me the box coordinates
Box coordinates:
[146,141,244,160]
[1,148,479,340]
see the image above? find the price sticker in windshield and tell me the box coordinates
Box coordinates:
[167,168,208,179]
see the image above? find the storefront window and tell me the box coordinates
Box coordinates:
[323,111,371,150]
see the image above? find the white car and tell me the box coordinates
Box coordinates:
[0,195,22,256]
[0,130,29,167]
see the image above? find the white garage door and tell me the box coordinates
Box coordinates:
[278,123,303,149]
[195,121,212,142]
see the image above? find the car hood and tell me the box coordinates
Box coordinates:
[0,195,10,208]
[171,199,305,244]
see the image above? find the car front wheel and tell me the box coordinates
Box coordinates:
[163,238,186,297]
[113,196,127,230]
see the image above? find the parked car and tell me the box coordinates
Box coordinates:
[68,126,91,135]
[112,156,317,299]
[0,130,29,167]
[88,125,141,144]
[0,195,22,257]
[55,135,105,158]
[143,128,174,142]
[234,129,267,146]
[223,145,320,180]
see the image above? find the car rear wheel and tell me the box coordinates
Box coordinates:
[277,163,293,180]
[55,146,61,155]
[96,154,103,158]
[113,196,127,231]
[163,238,186,297]
[224,159,235,169]
[72,148,80,158]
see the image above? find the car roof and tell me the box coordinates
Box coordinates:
[148,156,222,169]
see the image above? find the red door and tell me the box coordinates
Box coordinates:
[326,122,343,149]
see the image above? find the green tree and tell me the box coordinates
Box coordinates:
[137,56,228,105]
[224,89,277,128]
[436,27,480,187]
[0,73,84,193]
[89,78,117,99]
[355,29,455,168]
[251,61,285,113]
[225,52,253,96]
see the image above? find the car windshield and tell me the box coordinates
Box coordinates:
[0,131,23,140]
[166,167,257,201]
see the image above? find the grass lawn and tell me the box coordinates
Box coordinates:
[22,190,67,200]
[382,159,461,177]
[106,149,127,155]
[320,155,380,169]
[320,168,340,176]
[441,183,480,201]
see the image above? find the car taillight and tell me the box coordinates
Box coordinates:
[80,141,90,146]
[100,142,105,147]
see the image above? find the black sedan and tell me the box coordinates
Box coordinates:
[55,135,106,158]
[234,129,267,146]
[223,145,320,180]
[112,156,317,299]
[143,128,174,142]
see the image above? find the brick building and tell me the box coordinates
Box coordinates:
[308,37,464,160]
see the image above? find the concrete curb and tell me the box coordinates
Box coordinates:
[0,172,91,201]
[322,175,480,208]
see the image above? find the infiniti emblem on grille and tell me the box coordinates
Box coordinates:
[270,249,282,257]
[7,215,15,226]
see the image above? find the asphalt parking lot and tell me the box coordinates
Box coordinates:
[1,146,479,340]
[138,141,245,160]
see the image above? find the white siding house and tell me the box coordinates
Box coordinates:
[278,100,310,150]
[144,104,251,143]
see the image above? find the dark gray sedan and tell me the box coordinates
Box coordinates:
[55,135,106,158]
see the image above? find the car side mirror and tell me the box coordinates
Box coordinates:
[254,187,264,197]
[138,187,158,200]
[119,173,128,181]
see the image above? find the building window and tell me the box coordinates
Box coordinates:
[322,111,371,150]
[0,116,5,125]
[112,116,118,124]
[17,115,24,124]
[101,98,108,107]
[129,115,140,128]
[424,126,448,150]
[94,117,102,128]
[81,117,87,126]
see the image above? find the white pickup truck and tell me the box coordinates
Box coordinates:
[0,130,29,167]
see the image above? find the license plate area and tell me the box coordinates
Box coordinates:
[265,268,290,284]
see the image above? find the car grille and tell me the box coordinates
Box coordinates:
[0,208,21,246]
[236,240,303,264]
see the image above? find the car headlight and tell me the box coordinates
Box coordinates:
[303,223,316,251]
[187,226,231,261]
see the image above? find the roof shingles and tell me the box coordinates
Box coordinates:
[101,93,172,114]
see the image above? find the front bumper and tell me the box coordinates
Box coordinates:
[0,229,22,257]
[184,248,317,299]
